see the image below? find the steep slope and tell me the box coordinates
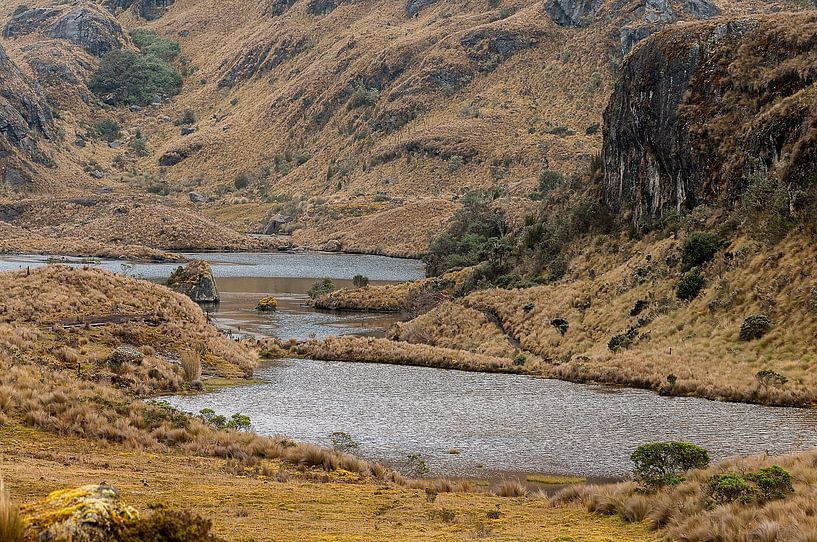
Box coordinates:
[603,13,817,223]
[0,0,800,255]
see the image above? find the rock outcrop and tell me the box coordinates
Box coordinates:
[102,0,176,19]
[4,3,127,57]
[602,14,817,223]
[21,484,139,542]
[0,43,53,183]
[167,260,220,303]
[544,0,603,27]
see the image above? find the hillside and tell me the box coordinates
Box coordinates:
[0,0,808,255]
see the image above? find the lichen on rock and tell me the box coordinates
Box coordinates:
[21,484,139,542]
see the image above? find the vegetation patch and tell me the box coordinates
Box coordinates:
[739,314,772,341]
[630,442,710,490]
[90,30,182,105]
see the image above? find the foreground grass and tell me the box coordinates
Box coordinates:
[1,424,656,542]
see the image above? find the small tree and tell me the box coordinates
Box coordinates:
[308,278,335,299]
[227,413,252,432]
[676,267,705,301]
[681,231,725,271]
[94,118,121,142]
[352,275,369,288]
[631,442,710,489]
[329,431,359,453]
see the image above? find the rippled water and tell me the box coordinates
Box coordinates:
[164,358,817,478]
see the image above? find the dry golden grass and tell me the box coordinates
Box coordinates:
[0,423,659,542]
[0,265,256,379]
[555,450,817,541]
[0,474,24,542]
[315,268,469,312]
[291,335,533,374]
[387,230,817,405]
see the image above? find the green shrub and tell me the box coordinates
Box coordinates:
[425,190,507,277]
[551,318,569,336]
[530,169,565,200]
[681,231,725,271]
[121,509,223,542]
[130,29,180,62]
[226,413,251,431]
[448,155,464,172]
[234,172,250,190]
[746,465,794,502]
[630,442,710,490]
[608,328,637,352]
[94,118,121,142]
[676,267,705,301]
[707,465,793,506]
[755,368,788,387]
[708,473,755,505]
[90,49,182,106]
[329,431,359,453]
[347,81,379,109]
[352,275,369,288]
[739,314,772,341]
[513,354,526,366]
[308,278,336,299]
[130,135,150,156]
[176,108,197,126]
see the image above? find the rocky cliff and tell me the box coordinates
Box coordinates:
[602,13,817,223]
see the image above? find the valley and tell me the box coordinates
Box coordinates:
[0,0,816,540]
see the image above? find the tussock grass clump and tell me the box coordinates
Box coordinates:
[0,475,24,542]
[493,480,527,497]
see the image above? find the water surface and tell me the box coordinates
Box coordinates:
[165,358,817,478]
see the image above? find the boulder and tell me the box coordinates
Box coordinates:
[48,6,127,57]
[4,4,127,57]
[21,484,139,542]
[544,0,603,27]
[407,0,438,17]
[188,191,206,203]
[167,260,220,303]
[107,344,144,371]
[322,239,342,252]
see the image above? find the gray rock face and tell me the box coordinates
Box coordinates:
[407,0,439,17]
[218,35,312,88]
[167,261,220,303]
[602,17,817,223]
[188,191,206,203]
[49,7,126,57]
[101,0,175,19]
[4,4,126,57]
[544,0,603,27]
[307,0,355,15]
[0,44,53,154]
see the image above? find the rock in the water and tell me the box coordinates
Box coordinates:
[262,214,291,234]
[167,260,220,303]
[21,484,139,542]
[544,0,603,27]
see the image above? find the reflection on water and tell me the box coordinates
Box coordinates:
[165,358,817,478]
